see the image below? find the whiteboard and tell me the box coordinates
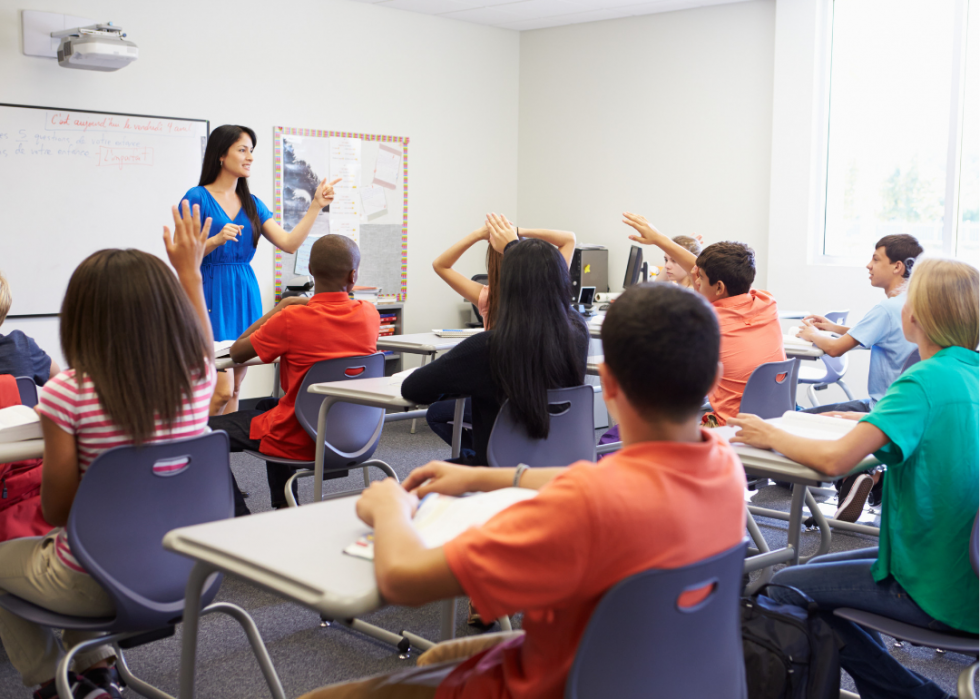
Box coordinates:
[0,104,208,316]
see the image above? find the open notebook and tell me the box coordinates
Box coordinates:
[0,405,42,443]
[767,410,861,439]
[214,340,235,359]
[344,487,538,561]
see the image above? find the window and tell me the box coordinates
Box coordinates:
[822,0,979,266]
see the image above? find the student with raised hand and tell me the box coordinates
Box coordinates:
[209,235,379,513]
[729,257,979,699]
[425,216,578,459]
[800,234,922,414]
[182,124,340,417]
[0,202,217,699]
[404,215,588,467]
[298,282,746,699]
[657,235,703,288]
[622,212,784,426]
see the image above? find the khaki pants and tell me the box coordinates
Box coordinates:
[0,531,116,687]
[299,631,525,699]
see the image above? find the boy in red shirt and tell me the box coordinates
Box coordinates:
[623,212,785,426]
[209,234,380,513]
[300,282,746,699]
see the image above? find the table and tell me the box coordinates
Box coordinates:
[0,439,44,462]
[714,421,880,590]
[166,496,386,699]
[376,334,465,432]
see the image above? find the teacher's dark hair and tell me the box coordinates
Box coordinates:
[489,239,587,439]
[199,125,264,246]
[60,249,211,445]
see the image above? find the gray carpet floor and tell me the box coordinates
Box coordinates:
[0,421,974,697]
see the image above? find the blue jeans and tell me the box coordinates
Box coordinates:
[803,398,871,414]
[769,548,955,699]
[425,398,475,461]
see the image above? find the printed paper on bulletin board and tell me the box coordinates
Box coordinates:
[272,126,408,301]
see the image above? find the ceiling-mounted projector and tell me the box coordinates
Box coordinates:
[52,24,138,72]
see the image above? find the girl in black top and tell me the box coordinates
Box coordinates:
[403,224,589,465]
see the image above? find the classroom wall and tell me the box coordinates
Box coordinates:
[0,0,519,397]
[515,0,776,290]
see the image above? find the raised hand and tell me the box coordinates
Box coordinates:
[402,461,479,498]
[164,200,212,277]
[314,177,343,209]
[622,212,665,246]
[486,213,518,253]
[213,223,243,248]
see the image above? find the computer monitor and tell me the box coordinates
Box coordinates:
[624,245,646,288]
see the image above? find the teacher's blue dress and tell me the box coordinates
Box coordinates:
[181,186,274,341]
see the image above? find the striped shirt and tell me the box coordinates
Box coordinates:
[37,364,216,573]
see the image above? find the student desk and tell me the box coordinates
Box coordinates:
[166,495,443,699]
[715,423,880,589]
[307,377,468,502]
[0,439,44,462]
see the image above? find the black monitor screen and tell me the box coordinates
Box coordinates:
[624,246,643,288]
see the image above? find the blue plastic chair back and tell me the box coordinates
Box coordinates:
[487,385,596,467]
[566,540,748,699]
[739,358,798,419]
[65,431,233,632]
[293,354,386,467]
[901,348,921,373]
[803,311,849,385]
[15,376,37,408]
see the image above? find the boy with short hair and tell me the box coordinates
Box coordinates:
[623,212,785,426]
[797,234,922,521]
[800,234,922,414]
[209,235,380,513]
[0,271,59,386]
[299,283,746,699]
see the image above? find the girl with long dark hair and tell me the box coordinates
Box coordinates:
[426,219,577,456]
[404,217,589,466]
[182,125,339,415]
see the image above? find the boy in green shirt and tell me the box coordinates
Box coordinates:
[730,257,978,699]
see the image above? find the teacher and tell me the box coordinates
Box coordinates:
[181,124,339,415]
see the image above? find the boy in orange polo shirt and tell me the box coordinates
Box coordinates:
[623,212,785,426]
[209,235,380,513]
[299,282,746,699]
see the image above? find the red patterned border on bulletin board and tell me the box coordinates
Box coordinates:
[272,126,409,302]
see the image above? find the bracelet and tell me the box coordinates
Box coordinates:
[513,463,529,488]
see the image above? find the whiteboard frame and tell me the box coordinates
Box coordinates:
[0,103,209,318]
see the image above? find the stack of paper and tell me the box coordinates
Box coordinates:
[0,405,42,443]
[214,340,235,359]
[344,487,538,560]
[431,329,483,338]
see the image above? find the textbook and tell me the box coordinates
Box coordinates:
[767,410,860,439]
[214,340,235,358]
[343,487,538,561]
[0,405,42,443]
[432,328,483,338]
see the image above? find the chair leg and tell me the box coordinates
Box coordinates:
[285,469,315,507]
[958,661,978,699]
[201,602,286,699]
[838,379,855,401]
[498,616,512,631]
[362,459,399,483]
[363,466,371,487]
[113,643,175,699]
[807,384,820,408]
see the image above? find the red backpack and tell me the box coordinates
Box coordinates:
[0,375,53,542]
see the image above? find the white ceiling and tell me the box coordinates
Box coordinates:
[350,0,750,32]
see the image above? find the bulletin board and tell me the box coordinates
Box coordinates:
[272,126,409,301]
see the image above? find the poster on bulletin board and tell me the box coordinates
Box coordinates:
[272,126,408,302]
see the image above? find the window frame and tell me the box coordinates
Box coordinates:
[813,0,973,266]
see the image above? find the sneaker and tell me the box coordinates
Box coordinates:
[868,470,885,507]
[33,670,118,699]
[81,668,123,699]
[467,600,494,631]
[834,473,874,523]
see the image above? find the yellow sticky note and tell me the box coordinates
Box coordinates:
[584,264,591,274]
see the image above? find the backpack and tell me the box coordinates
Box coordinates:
[741,584,841,699]
[0,374,53,542]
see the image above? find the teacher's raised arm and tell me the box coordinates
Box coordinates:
[260,176,340,254]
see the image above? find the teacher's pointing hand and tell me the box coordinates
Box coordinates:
[314,177,343,209]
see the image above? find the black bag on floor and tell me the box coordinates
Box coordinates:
[741,584,841,699]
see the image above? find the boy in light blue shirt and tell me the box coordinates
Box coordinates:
[800,234,922,411]
[797,234,922,519]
